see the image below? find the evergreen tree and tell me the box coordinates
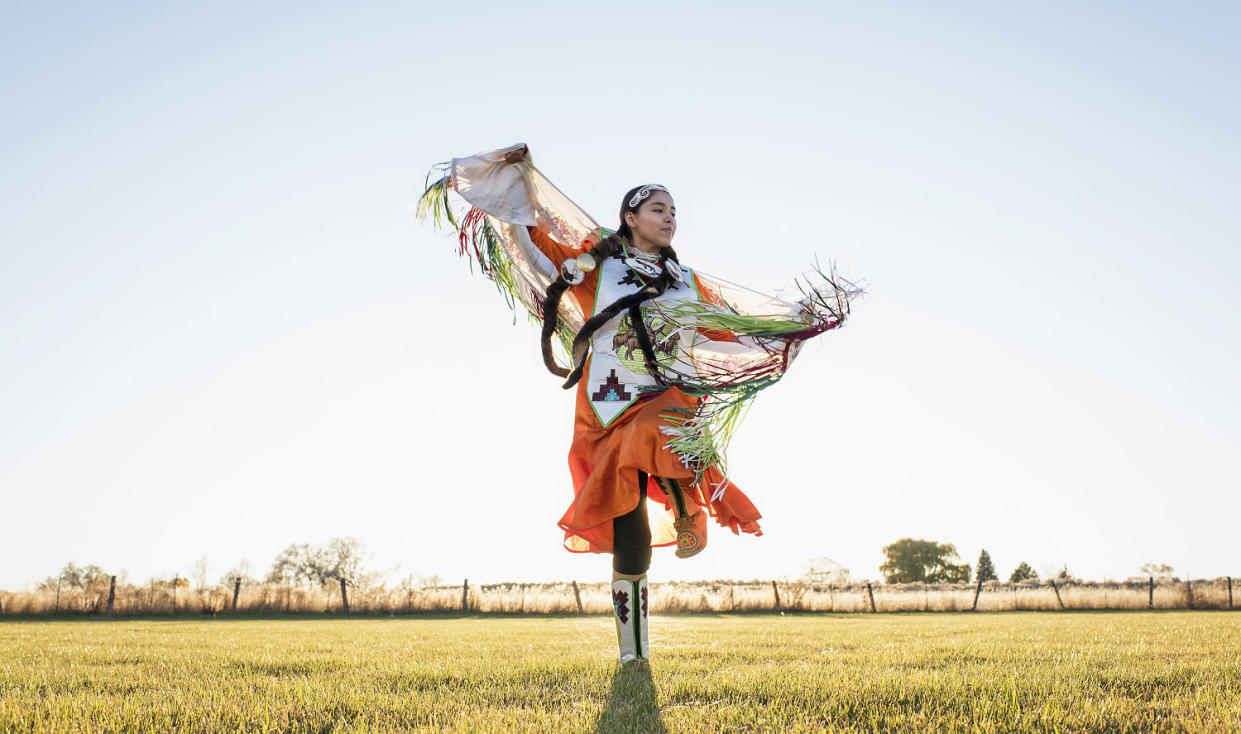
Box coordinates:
[975,549,998,583]
[1009,561,1038,582]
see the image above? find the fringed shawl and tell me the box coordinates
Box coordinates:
[418,143,863,485]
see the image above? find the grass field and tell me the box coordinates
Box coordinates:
[2,612,1238,732]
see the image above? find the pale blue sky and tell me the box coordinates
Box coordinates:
[2,2,1238,590]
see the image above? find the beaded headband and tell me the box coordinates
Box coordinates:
[628,184,669,209]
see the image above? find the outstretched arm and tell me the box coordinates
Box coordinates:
[692,272,740,343]
[526,225,580,266]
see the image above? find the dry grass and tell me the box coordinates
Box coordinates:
[1,577,1235,617]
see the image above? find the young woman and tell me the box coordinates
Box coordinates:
[419,144,858,666]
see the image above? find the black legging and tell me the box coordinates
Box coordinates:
[612,470,653,575]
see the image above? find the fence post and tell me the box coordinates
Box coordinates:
[971,578,983,611]
[1185,580,1193,610]
[107,576,116,615]
[771,580,781,610]
[519,584,525,613]
[462,579,469,612]
[232,577,241,612]
[866,582,877,613]
[571,581,584,614]
[173,576,178,613]
[339,578,349,613]
[55,579,61,614]
[1050,580,1064,610]
[1148,576,1154,608]
[1228,577,1234,609]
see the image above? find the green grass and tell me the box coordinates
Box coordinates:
[2,612,1239,732]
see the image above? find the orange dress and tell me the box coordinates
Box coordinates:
[526,227,764,555]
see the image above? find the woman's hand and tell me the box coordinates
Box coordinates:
[504,146,529,164]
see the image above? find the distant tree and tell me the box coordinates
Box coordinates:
[219,559,259,586]
[82,565,110,588]
[46,562,110,590]
[323,537,374,586]
[52,563,80,588]
[1009,562,1038,582]
[191,555,210,590]
[267,543,328,586]
[880,539,972,584]
[1053,565,1078,582]
[975,550,998,583]
[803,557,852,584]
[1138,563,1177,581]
[942,562,972,584]
[417,574,443,589]
[267,538,376,588]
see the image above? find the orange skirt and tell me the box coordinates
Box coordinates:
[559,386,763,554]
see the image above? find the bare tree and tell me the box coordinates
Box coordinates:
[219,559,257,586]
[1138,563,1178,581]
[44,563,110,590]
[267,543,326,586]
[191,555,210,590]
[266,538,377,588]
[802,557,851,584]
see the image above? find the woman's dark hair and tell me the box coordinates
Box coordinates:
[584,184,673,263]
[615,184,668,241]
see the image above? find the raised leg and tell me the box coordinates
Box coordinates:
[654,476,706,559]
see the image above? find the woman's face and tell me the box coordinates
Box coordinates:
[625,191,676,248]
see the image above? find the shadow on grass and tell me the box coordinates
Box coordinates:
[594,664,665,733]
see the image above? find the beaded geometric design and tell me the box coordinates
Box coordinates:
[591,369,632,402]
[612,588,630,624]
[617,268,644,287]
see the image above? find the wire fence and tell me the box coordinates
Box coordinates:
[0,576,1235,616]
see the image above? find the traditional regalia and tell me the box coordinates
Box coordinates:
[418,144,860,664]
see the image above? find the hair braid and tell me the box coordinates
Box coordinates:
[560,244,682,389]
[539,233,628,379]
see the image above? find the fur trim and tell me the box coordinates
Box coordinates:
[540,277,572,378]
